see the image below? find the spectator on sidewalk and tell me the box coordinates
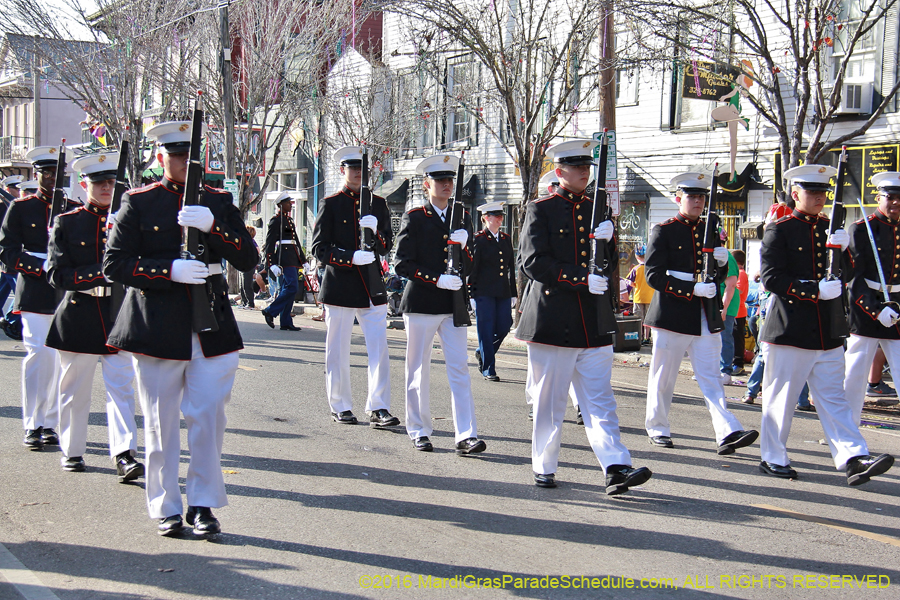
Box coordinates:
[626,245,654,345]
[239,226,258,309]
[732,250,749,374]
[719,233,739,384]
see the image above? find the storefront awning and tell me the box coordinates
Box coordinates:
[376,177,409,205]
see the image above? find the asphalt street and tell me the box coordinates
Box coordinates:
[1,306,899,599]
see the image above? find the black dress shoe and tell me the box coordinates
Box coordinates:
[262,310,275,328]
[186,506,221,535]
[158,515,183,537]
[115,452,145,482]
[413,436,433,452]
[41,428,59,445]
[606,465,652,496]
[331,410,358,424]
[23,428,44,450]
[483,374,500,382]
[533,472,557,488]
[456,437,487,455]
[475,349,483,371]
[576,407,584,425]
[280,324,301,331]
[716,429,759,455]
[846,454,894,486]
[61,456,85,472]
[759,461,798,479]
[796,404,816,412]
[369,409,400,428]
[648,435,674,448]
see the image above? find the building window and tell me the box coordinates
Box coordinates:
[446,60,477,147]
[615,31,638,106]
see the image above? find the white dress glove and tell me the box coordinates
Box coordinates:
[352,250,375,265]
[713,246,729,266]
[693,282,717,298]
[588,274,608,295]
[511,297,517,309]
[359,215,378,232]
[593,220,615,242]
[470,298,477,311]
[818,278,843,301]
[177,205,214,233]
[437,274,462,290]
[828,229,850,252]
[107,211,117,230]
[450,229,468,246]
[269,265,283,278]
[303,262,311,271]
[171,259,209,284]
[878,306,899,327]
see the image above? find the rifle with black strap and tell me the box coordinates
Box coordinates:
[359,148,387,302]
[698,164,725,333]
[181,92,219,333]
[588,130,619,336]
[108,139,130,321]
[447,152,471,327]
[824,147,850,339]
[49,138,68,222]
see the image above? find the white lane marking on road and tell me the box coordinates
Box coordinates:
[237,365,257,371]
[0,542,61,600]
[753,504,900,547]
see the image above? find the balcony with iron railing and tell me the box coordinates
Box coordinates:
[0,136,34,164]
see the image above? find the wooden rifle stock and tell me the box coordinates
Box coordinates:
[359,149,387,302]
[181,93,219,333]
[699,165,725,333]
[109,140,130,321]
[588,130,619,336]
[824,147,850,339]
[49,139,68,222]
[447,153,471,327]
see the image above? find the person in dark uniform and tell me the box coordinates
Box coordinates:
[47,152,143,479]
[468,201,516,381]
[262,192,307,331]
[394,154,485,454]
[516,139,651,494]
[845,171,900,423]
[2,174,23,198]
[0,146,72,450]
[312,146,397,426]
[104,121,259,535]
[760,165,893,485]
[0,175,21,338]
[643,173,758,455]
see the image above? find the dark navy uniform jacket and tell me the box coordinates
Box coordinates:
[643,212,727,336]
[0,189,75,314]
[103,177,259,360]
[515,188,616,348]
[468,228,516,299]
[847,210,900,340]
[311,186,392,308]
[264,211,306,269]
[760,209,850,351]
[46,201,117,355]
[394,201,473,316]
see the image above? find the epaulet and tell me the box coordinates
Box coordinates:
[774,214,791,224]
[129,182,161,195]
[59,206,82,217]
[13,194,36,203]
[534,193,555,204]
[475,230,488,237]
[205,185,228,194]
[323,190,342,200]
[817,213,829,220]
[661,217,678,225]
[407,206,426,215]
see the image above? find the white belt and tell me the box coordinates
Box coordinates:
[208,263,223,275]
[78,286,113,297]
[865,278,900,293]
[26,251,47,259]
[277,240,295,245]
[666,270,695,282]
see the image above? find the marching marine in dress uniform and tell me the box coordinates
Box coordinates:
[46,152,143,479]
[104,121,259,535]
[643,173,758,455]
[311,146,397,427]
[469,201,516,381]
[394,154,486,454]
[0,146,72,450]
[845,172,900,423]
[261,192,307,331]
[759,164,893,485]
[516,140,651,494]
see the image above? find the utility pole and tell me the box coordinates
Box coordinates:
[32,64,41,147]
[598,0,616,132]
[219,0,235,182]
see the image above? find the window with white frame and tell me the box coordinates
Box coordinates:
[615,31,639,106]
[446,60,477,147]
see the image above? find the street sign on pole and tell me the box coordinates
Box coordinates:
[592,130,618,180]
[607,179,620,216]
[224,178,239,206]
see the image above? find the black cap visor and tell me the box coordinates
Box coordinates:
[679,187,710,195]
[426,170,456,180]
[556,155,595,166]
[794,181,832,191]
[161,142,191,154]
[84,170,117,183]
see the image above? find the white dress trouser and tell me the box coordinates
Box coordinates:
[20,312,59,430]
[645,320,743,443]
[324,303,390,414]
[761,343,868,470]
[528,343,631,475]
[403,313,476,442]
[58,351,138,459]
[133,335,239,519]
[844,334,900,425]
